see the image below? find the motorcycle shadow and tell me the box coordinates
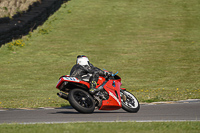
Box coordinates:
[53,107,126,114]
[54,111,126,114]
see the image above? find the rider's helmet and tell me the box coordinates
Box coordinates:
[77,55,89,66]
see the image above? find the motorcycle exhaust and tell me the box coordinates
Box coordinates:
[57,92,68,100]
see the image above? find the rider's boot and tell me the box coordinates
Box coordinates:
[89,81,97,94]
[89,81,104,95]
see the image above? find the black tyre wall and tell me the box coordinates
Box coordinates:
[68,89,95,114]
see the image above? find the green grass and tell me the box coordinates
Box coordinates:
[0,122,200,133]
[0,0,200,108]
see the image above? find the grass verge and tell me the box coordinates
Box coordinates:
[0,122,200,133]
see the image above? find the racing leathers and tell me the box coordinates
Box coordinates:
[70,63,107,94]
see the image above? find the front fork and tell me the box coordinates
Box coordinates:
[120,89,127,102]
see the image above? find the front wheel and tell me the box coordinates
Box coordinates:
[68,89,95,113]
[120,90,140,113]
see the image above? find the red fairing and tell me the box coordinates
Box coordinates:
[99,80,122,110]
[96,76,106,88]
[56,75,90,89]
[120,88,126,91]
[79,80,90,88]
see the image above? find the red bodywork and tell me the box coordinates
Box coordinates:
[56,75,90,89]
[99,79,122,110]
[56,75,126,110]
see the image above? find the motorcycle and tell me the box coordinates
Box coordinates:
[56,71,140,113]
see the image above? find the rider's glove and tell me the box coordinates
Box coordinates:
[104,71,112,76]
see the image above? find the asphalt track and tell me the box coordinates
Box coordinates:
[0,99,200,124]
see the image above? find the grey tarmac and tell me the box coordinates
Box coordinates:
[0,99,200,124]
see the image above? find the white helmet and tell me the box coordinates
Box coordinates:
[77,55,89,66]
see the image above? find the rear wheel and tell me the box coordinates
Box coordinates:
[120,90,140,113]
[68,89,95,113]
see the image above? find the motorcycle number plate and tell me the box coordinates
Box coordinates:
[63,77,80,82]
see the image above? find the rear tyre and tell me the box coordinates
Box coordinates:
[68,89,95,113]
[120,90,140,113]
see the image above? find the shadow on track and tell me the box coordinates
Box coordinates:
[51,106,127,114]
[53,110,127,114]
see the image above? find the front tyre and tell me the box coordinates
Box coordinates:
[120,90,140,113]
[68,89,95,113]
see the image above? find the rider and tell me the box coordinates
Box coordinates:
[70,55,110,94]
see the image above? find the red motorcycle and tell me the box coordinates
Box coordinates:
[56,71,140,113]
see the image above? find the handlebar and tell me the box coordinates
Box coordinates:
[103,69,119,80]
[111,71,118,77]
